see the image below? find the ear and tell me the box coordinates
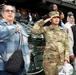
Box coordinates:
[1,12,4,18]
[49,19,52,22]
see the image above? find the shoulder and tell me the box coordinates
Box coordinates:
[65,22,70,25]
[71,25,76,28]
[43,26,50,31]
[71,25,76,33]
[0,19,7,25]
[0,19,6,22]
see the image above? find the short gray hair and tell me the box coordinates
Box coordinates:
[1,4,16,14]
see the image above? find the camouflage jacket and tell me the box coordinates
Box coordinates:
[31,19,70,63]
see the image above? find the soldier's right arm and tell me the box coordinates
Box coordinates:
[31,18,51,34]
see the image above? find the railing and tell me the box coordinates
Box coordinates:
[61,0,76,5]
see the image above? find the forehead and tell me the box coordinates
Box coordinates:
[61,12,64,15]
[70,16,74,18]
[4,6,14,10]
[53,4,57,7]
[52,16,60,18]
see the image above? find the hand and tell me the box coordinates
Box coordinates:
[16,26,20,32]
[45,46,51,49]
[64,60,68,65]
[70,55,75,62]
[44,18,51,23]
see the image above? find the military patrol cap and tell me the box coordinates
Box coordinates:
[49,11,60,19]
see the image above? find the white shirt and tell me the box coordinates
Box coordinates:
[68,27,74,56]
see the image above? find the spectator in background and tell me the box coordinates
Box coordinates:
[69,24,76,71]
[15,9,21,22]
[65,12,75,32]
[32,12,40,22]
[59,10,68,31]
[0,5,30,75]
[24,11,29,21]
[49,3,58,11]
[28,12,34,24]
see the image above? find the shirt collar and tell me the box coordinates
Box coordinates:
[49,25,63,30]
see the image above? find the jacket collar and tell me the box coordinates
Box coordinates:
[1,19,17,25]
[49,25,63,30]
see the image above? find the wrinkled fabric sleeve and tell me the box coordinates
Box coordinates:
[64,32,70,62]
[68,28,74,56]
[31,19,46,34]
[0,24,17,41]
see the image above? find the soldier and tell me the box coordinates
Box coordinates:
[31,11,70,75]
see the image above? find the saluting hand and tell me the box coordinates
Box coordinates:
[44,18,51,23]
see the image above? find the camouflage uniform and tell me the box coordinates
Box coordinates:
[31,19,70,75]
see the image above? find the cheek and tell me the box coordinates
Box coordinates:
[58,19,60,22]
[12,14,15,19]
[2,14,7,18]
[2,13,5,17]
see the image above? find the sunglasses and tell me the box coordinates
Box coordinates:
[4,9,15,13]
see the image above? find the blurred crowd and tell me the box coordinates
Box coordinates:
[0,3,76,75]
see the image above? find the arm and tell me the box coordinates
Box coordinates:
[68,28,75,61]
[31,18,51,34]
[61,21,67,30]
[64,32,70,63]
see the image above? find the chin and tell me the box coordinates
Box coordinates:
[8,18,14,21]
